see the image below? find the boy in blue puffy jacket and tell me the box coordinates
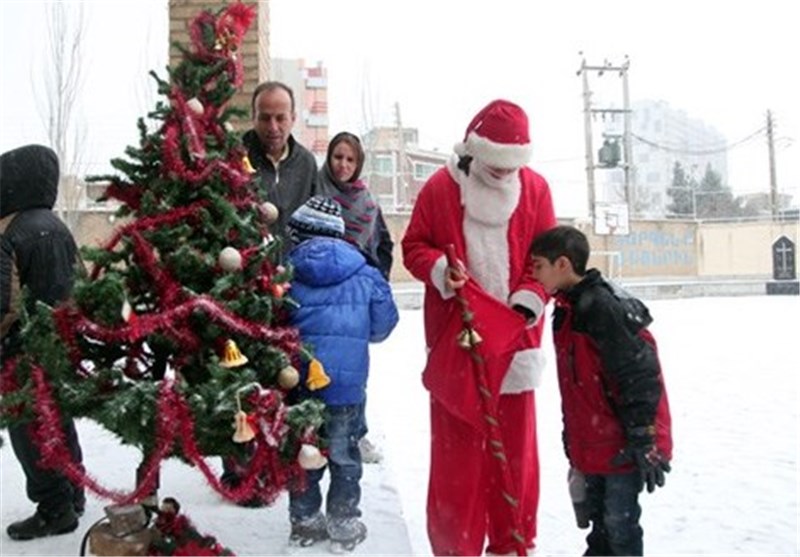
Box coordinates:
[284,195,399,552]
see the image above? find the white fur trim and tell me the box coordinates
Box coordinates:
[500,348,547,393]
[463,132,532,169]
[431,254,455,300]
[509,290,546,324]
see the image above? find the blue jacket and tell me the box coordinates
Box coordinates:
[287,237,399,406]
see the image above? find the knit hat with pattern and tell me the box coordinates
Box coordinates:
[287,195,345,244]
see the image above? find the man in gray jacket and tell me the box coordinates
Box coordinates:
[243,80,318,255]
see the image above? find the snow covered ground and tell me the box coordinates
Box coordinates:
[1,295,798,555]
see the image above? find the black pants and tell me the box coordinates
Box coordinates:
[9,419,85,516]
[583,471,644,556]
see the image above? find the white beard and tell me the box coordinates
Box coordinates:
[460,159,521,225]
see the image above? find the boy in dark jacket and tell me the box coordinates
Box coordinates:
[284,196,399,552]
[0,144,85,540]
[529,225,672,556]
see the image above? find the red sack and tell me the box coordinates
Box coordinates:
[422,280,528,433]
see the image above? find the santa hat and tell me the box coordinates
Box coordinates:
[454,99,532,169]
[287,195,345,244]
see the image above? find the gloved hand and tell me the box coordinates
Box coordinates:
[611,426,671,493]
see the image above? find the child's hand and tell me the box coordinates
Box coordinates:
[611,427,671,493]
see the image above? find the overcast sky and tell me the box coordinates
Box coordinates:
[1,0,798,217]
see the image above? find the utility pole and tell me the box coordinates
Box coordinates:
[576,53,633,220]
[766,109,778,218]
[578,56,596,218]
[394,101,408,209]
[621,59,634,210]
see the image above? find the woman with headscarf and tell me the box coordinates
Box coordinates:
[317,132,393,280]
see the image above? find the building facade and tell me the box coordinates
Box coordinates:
[361,126,448,212]
[270,58,329,163]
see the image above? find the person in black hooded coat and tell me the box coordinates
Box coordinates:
[1,144,85,541]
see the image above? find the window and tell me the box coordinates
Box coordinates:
[413,161,438,181]
[373,155,394,177]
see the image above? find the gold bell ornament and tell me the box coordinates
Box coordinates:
[220,339,249,368]
[242,155,256,174]
[457,327,483,349]
[305,358,331,391]
[232,391,256,443]
[297,443,328,470]
[468,328,483,346]
[232,410,256,443]
[457,328,471,349]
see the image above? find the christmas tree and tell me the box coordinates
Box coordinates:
[0,2,326,507]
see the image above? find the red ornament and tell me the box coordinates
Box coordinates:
[270,283,285,298]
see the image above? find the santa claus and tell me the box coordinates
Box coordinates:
[402,99,557,556]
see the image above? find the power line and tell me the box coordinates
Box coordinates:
[631,126,766,156]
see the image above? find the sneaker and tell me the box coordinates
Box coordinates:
[358,437,383,464]
[328,517,367,553]
[289,512,328,547]
[6,508,79,541]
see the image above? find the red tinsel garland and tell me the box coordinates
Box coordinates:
[58,295,299,353]
[103,180,145,210]
[28,364,169,503]
[129,230,184,308]
[188,2,255,88]
[93,201,210,276]
[160,113,252,191]
[0,357,22,419]
[25,363,296,505]
[171,88,207,161]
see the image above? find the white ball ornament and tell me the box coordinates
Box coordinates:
[297,444,328,470]
[262,202,279,225]
[277,365,300,389]
[186,97,204,116]
[218,246,242,272]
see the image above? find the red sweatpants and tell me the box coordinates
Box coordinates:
[426,392,539,556]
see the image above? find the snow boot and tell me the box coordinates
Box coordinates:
[358,437,383,464]
[328,517,367,553]
[289,512,328,547]
[7,507,79,541]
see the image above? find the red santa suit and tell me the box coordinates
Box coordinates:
[402,99,557,556]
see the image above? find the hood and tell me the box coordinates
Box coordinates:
[0,144,59,218]
[288,237,366,287]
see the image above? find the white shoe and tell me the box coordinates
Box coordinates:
[358,437,383,464]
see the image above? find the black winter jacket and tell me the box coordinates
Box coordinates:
[0,145,78,356]
[553,269,672,473]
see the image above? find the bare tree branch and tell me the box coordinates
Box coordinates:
[32,2,87,232]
